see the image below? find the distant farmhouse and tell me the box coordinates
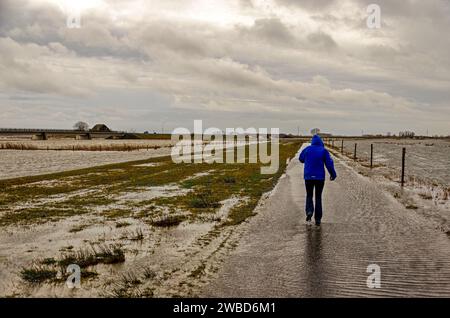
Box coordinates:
[90,124,111,132]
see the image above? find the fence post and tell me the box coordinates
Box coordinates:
[341,140,344,154]
[370,144,373,169]
[401,147,406,187]
[354,143,357,160]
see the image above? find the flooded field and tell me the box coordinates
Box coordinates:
[328,138,450,235]
[0,139,178,180]
[1,137,448,298]
[0,148,172,180]
[0,139,261,180]
[340,138,450,185]
[0,141,301,297]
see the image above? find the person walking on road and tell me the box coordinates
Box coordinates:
[299,135,337,226]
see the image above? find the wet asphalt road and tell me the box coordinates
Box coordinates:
[202,146,450,297]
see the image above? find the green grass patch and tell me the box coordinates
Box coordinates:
[189,189,221,208]
[102,208,135,220]
[128,228,145,241]
[20,245,123,285]
[58,245,125,268]
[40,258,57,265]
[116,221,132,228]
[0,207,90,226]
[149,214,186,227]
[20,266,57,284]
[59,195,116,207]
[69,224,89,233]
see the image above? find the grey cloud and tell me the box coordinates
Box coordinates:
[0,0,449,135]
[275,0,337,11]
[307,31,337,50]
[240,18,296,45]
[136,24,210,58]
[0,0,64,43]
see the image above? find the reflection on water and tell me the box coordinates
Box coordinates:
[300,221,450,297]
[204,146,450,298]
[304,225,326,297]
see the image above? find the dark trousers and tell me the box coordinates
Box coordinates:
[305,180,325,222]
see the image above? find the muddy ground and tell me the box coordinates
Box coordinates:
[0,141,301,297]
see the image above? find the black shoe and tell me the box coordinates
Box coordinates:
[306,214,312,222]
[315,221,321,226]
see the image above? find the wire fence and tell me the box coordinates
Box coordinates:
[320,138,450,203]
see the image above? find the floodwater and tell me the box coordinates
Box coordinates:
[340,138,450,186]
[0,139,267,180]
[203,145,450,297]
[0,182,249,297]
[0,148,172,180]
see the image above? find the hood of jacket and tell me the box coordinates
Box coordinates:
[311,134,324,147]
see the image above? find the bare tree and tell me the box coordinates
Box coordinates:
[73,121,89,131]
[399,131,415,138]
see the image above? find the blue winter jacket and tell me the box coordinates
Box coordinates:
[299,135,337,180]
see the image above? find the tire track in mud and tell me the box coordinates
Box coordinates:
[152,193,273,297]
[202,148,450,297]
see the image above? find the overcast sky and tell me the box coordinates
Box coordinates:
[0,0,449,135]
